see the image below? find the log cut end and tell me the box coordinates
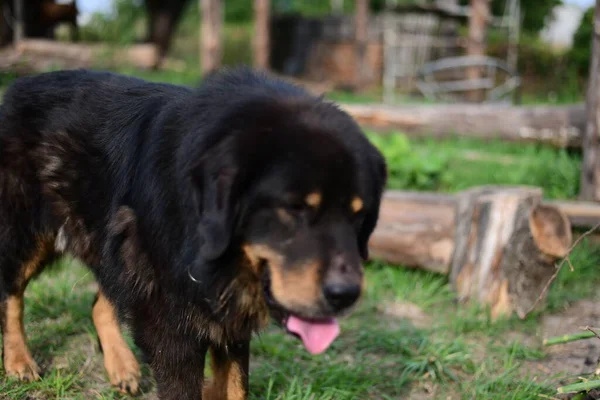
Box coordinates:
[449,187,573,320]
[503,204,572,319]
[529,205,572,259]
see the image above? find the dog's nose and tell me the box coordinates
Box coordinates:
[323,282,361,312]
[322,255,362,312]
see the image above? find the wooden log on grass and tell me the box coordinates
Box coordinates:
[13,39,160,69]
[368,191,456,274]
[341,103,586,148]
[450,187,571,319]
[368,186,574,319]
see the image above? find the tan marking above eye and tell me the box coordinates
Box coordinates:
[351,197,364,213]
[276,208,295,225]
[304,192,322,208]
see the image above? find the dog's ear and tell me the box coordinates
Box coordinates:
[357,152,387,261]
[191,137,241,262]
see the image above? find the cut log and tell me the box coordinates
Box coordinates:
[368,191,456,274]
[450,186,571,319]
[544,199,600,229]
[0,40,191,72]
[341,103,586,148]
[368,187,574,320]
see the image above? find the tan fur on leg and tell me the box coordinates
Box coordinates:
[202,347,247,400]
[92,291,141,394]
[2,295,40,381]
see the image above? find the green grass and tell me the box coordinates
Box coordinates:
[369,133,582,199]
[4,244,599,399]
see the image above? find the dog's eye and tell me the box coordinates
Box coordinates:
[351,208,366,224]
[287,202,308,214]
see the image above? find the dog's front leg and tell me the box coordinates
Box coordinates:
[134,323,209,400]
[203,339,250,400]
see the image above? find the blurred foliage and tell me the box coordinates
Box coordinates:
[76,0,588,104]
[79,0,146,44]
[569,6,595,79]
[368,134,450,191]
[487,30,584,104]
[459,0,561,34]
[83,0,564,36]
[79,0,144,43]
[368,133,581,199]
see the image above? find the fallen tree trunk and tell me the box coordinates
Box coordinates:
[2,40,185,72]
[342,103,586,148]
[14,40,159,69]
[369,187,578,319]
[369,191,456,274]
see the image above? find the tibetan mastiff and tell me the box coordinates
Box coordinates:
[0,67,386,399]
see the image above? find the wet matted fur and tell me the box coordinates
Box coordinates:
[0,67,387,399]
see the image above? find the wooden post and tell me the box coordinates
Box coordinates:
[13,0,24,44]
[200,0,223,75]
[579,0,600,201]
[368,186,573,320]
[466,0,490,102]
[253,0,270,70]
[354,0,368,90]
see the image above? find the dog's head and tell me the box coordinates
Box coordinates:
[186,75,386,354]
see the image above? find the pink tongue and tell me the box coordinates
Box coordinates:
[286,315,340,355]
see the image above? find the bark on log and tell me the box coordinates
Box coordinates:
[579,0,600,200]
[368,187,574,320]
[368,191,456,274]
[1,39,196,72]
[449,187,571,319]
[544,199,600,228]
[341,103,586,148]
[13,40,160,69]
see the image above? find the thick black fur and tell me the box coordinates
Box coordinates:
[0,67,386,398]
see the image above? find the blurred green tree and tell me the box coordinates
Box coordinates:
[459,0,562,34]
[569,6,594,77]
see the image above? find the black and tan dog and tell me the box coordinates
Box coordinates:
[0,67,386,399]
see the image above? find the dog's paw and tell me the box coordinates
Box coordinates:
[104,350,141,395]
[4,354,41,382]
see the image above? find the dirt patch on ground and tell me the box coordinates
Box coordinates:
[526,300,600,390]
[377,300,433,329]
